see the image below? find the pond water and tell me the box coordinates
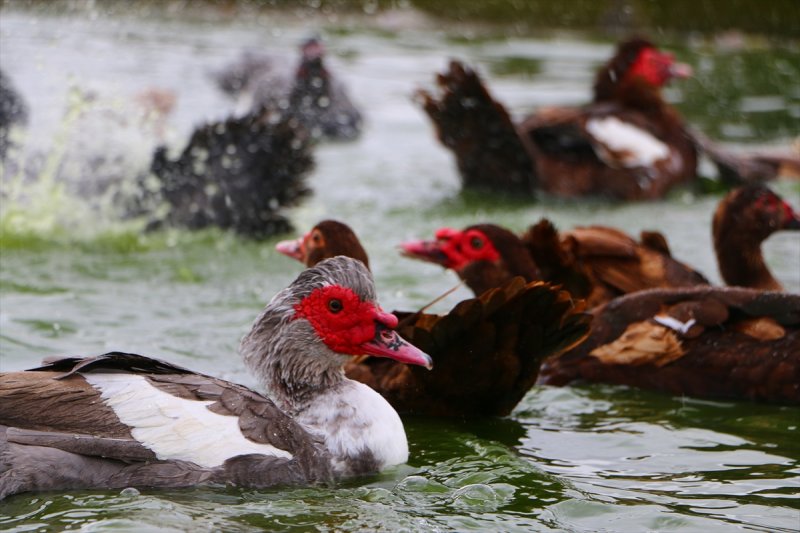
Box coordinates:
[1,4,799,532]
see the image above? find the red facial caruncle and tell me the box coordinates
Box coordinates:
[434,227,501,271]
[754,191,800,229]
[294,285,397,355]
[627,47,692,87]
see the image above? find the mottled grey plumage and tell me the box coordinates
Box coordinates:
[241,256,376,415]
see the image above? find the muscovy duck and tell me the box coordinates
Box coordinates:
[0,257,432,498]
[275,220,591,417]
[214,36,362,141]
[417,37,698,199]
[401,222,707,307]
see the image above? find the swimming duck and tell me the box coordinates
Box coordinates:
[0,257,432,498]
[417,37,697,199]
[143,107,314,239]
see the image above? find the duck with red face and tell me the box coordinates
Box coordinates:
[0,257,432,498]
[418,37,701,200]
[400,224,540,296]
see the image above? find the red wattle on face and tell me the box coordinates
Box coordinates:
[294,285,432,369]
[627,47,690,87]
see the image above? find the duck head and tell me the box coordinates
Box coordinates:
[400,224,540,296]
[594,38,692,103]
[276,220,370,269]
[713,184,800,290]
[241,256,431,412]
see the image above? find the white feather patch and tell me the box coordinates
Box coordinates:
[586,116,670,167]
[653,314,697,335]
[298,381,408,474]
[83,373,293,468]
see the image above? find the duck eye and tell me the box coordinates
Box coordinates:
[328,298,343,313]
[470,236,483,249]
[312,232,322,243]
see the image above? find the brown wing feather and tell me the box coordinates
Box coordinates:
[416,60,536,193]
[345,279,591,416]
[539,287,800,404]
[0,373,132,438]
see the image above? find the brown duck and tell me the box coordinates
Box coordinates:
[400,187,800,403]
[417,37,697,200]
[401,222,707,308]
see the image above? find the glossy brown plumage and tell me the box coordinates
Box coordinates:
[523,220,710,308]
[417,38,698,200]
[275,220,591,416]
[537,287,800,404]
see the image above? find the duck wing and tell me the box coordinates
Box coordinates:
[1,353,331,498]
[345,279,591,416]
[417,60,536,194]
[538,287,800,403]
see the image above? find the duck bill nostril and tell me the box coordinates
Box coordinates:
[361,323,433,370]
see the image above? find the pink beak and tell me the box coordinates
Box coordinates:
[399,239,449,267]
[276,236,306,262]
[362,323,433,370]
[670,61,693,79]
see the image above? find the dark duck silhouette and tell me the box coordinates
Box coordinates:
[0,68,28,160]
[142,107,314,239]
[0,257,433,498]
[275,220,591,417]
[417,37,699,200]
[401,222,708,308]
[214,36,363,141]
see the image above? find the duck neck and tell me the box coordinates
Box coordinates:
[714,225,781,291]
[240,306,347,417]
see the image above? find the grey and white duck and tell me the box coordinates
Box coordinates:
[0,256,432,499]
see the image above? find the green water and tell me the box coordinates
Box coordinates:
[1,3,799,531]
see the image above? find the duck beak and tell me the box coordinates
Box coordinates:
[399,239,449,267]
[361,323,433,370]
[670,61,693,79]
[276,236,305,262]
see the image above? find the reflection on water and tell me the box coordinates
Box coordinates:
[1,3,799,532]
